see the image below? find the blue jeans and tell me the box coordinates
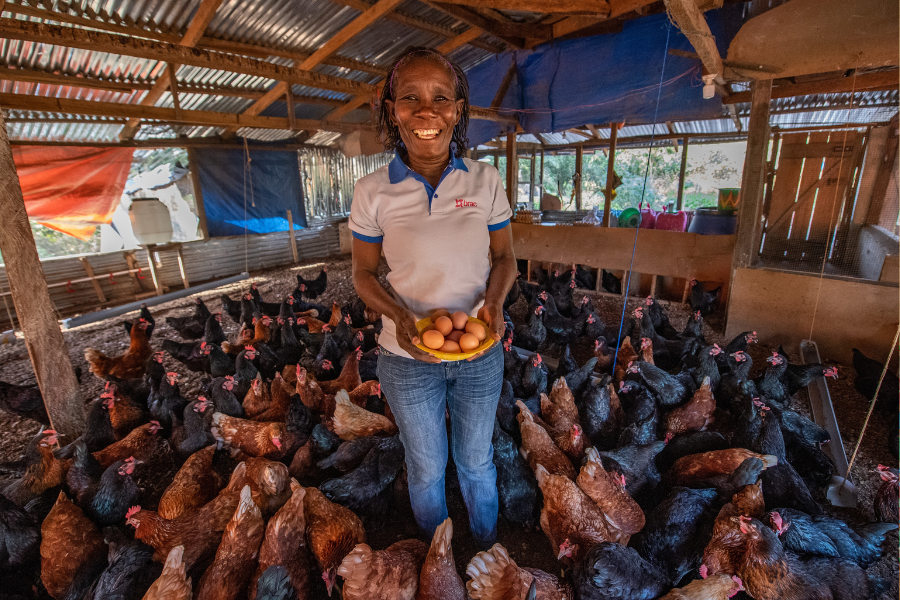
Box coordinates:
[377,343,503,548]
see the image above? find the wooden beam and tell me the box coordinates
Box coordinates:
[329,0,503,53]
[585,123,602,140]
[491,62,518,109]
[197,37,388,76]
[436,27,483,54]
[0,109,84,437]
[119,0,223,140]
[552,15,610,39]
[301,0,404,71]
[435,0,610,14]
[723,70,900,104]
[425,2,552,47]
[0,92,367,132]
[732,79,772,269]
[662,0,724,84]
[286,90,297,132]
[602,123,619,226]
[575,143,583,211]
[0,67,152,92]
[0,20,375,101]
[665,121,679,149]
[676,136,689,210]
[166,63,182,118]
[506,133,518,207]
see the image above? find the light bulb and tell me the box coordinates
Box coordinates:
[702,74,716,100]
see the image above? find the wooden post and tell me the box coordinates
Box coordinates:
[122,251,145,294]
[286,89,297,132]
[145,246,165,296]
[78,257,107,303]
[676,136,689,210]
[506,132,518,208]
[529,153,536,207]
[574,144,583,211]
[166,62,182,120]
[603,123,620,226]
[286,209,299,264]
[539,148,545,201]
[175,245,190,289]
[0,110,83,437]
[186,148,209,240]
[732,80,773,270]
[493,152,499,169]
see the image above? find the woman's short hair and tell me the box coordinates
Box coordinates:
[376,46,470,154]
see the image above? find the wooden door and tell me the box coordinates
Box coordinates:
[760,131,864,265]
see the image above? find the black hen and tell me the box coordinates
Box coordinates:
[0,494,39,571]
[573,541,670,600]
[296,267,327,299]
[85,528,162,600]
[513,301,547,352]
[221,293,242,323]
[578,379,620,451]
[688,278,720,316]
[164,297,211,339]
[624,361,689,407]
[0,379,47,425]
[319,436,404,517]
[852,348,899,416]
[250,283,282,317]
[82,457,141,527]
[491,419,538,527]
[317,436,381,473]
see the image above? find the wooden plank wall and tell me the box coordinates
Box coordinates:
[0,222,341,330]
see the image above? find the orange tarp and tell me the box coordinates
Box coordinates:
[12,146,135,240]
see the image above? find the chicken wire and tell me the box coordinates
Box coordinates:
[299,147,391,221]
[754,110,899,282]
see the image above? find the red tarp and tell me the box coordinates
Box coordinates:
[12,146,135,240]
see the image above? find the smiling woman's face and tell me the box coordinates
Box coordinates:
[385,57,464,163]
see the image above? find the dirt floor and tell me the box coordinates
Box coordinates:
[0,253,896,599]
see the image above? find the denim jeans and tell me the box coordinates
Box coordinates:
[377,343,503,548]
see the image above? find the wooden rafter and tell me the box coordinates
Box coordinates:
[0,67,152,92]
[424,2,552,47]
[436,27,483,54]
[0,19,375,94]
[662,0,724,84]
[1,2,389,76]
[723,70,900,104]
[0,92,369,132]
[328,0,503,53]
[436,0,610,14]
[223,0,401,136]
[120,0,223,140]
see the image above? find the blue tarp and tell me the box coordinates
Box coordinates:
[195,147,307,238]
[464,7,744,148]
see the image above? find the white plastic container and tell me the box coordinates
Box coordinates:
[129,198,173,245]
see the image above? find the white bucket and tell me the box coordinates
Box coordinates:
[129,198,173,245]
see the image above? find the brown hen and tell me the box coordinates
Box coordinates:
[669,449,777,486]
[243,374,272,418]
[141,545,191,600]
[332,389,398,440]
[3,429,67,507]
[84,318,153,379]
[416,518,466,600]
[250,480,310,600]
[536,464,611,563]
[516,400,575,479]
[211,412,288,459]
[338,538,428,600]
[40,492,105,599]
[93,420,166,468]
[158,445,226,520]
[466,543,572,600]
[663,376,715,438]
[225,457,291,516]
[576,447,645,544]
[659,574,745,600]
[303,485,366,596]
[320,347,363,395]
[195,485,265,600]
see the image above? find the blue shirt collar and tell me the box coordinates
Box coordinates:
[388,150,468,184]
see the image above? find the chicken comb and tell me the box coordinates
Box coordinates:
[43,429,57,436]
[166,371,178,379]
[125,506,141,520]
[245,345,256,352]
[321,360,333,370]
[645,296,653,306]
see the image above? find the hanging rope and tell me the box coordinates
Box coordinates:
[843,324,900,482]
[611,21,672,375]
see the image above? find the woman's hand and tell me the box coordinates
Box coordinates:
[467,301,504,362]
[392,307,441,364]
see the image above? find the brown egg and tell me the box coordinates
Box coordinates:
[459,332,480,352]
[422,324,437,333]
[465,321,486,341]
[422,330,445,350]
[432,309,451,321]
[451,311,469,330]
[477,306,489,322]
[446,330,464,343]
[434,316,453,336]
[439,340,462,353]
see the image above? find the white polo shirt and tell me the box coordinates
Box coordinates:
[349,151,512,359]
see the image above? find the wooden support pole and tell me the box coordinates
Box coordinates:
[78,257,107,303]
[145,247,164,296]
[529,153,536,207]
[677,136,689,210]
[286,89,297,132]
[493,151,499,169]
[166,62,182,119]
[122,251,145,293]
[286,209,299,264]
[602,123,620,227]
[732,79,772,270]
[186,148,209,240]
[506,133,518,208]
[575,144,583,211]
[539,148,545,202]
[175,245,190,289]
[0,110,83,437]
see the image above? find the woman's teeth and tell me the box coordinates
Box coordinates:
[413,129,440,139]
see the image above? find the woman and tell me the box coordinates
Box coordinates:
[349,46,516,549]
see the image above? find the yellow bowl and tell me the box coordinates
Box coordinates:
[415,316,496,361]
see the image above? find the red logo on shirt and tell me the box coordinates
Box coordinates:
[455,199,478,208]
